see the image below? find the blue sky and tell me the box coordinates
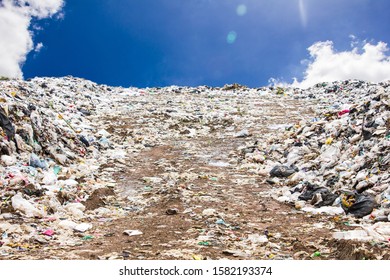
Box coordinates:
[3,0,390,88]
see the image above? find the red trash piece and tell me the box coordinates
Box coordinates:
[338,109,350,117]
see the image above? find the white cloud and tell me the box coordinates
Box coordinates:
[0,0,64,78]
[268,77,290,88]
[34,42,44,53]
[292,40,390,88]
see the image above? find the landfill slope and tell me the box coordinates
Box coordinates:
[0,78,389,260]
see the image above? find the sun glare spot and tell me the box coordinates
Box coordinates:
[227,31,237,44]
[299,0,307,28]
[236,4,247,16]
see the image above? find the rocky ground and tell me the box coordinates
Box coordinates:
[0,78,389,260]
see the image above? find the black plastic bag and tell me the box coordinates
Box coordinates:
[78,135,90,147]
[298,182,338,207]
[0,106,15,140]
[341,192,376,218]
[270,165,298,178]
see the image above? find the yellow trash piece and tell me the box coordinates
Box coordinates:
[325,137,333,145]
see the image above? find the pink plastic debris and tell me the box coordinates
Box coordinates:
[42,229,55,236]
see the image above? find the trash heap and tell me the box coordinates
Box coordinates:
[1,77,389,258]
[0,77,145,253]
[242,80,390,223]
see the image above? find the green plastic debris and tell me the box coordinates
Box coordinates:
[53,166,61,175]
[215,219,227,226]
[198,241,211,246]
[312,251,321,257]
[82,235,94,240]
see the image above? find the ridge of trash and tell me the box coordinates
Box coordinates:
[241,80,389,221]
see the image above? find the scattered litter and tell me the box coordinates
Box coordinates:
[123,230,143,236]
[74,223,93,233]
[1,77,389,260]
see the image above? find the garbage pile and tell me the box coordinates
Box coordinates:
[1,77,315,258]
[242,80,390,224]
[1,77,389,258]
[0,77,147,254]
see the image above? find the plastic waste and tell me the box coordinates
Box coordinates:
[78,135,90,147]
[235,129,250,138]
[11,193,44,217]
[337,109,350,117]
[247,234,268,244]
[269,165,298,178]
[58,220,78,231]
[1,155,16,166]
[42,171,57,185]
[53,166,61,175]
[312,251,321,257]
[64,203,86,219]
[82,235,94,240]
[0,106,15,140]
[298,182,338,207]
[0,76,389,260]
[301,206,344,216]
[202,208,216,216]
[74,223,92,232]
[42,229,55,236]
[332,230,371,241]
[341,192,376,218]
[29,153,47,169]
[123,230,143,236]
[332,222,390,242]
